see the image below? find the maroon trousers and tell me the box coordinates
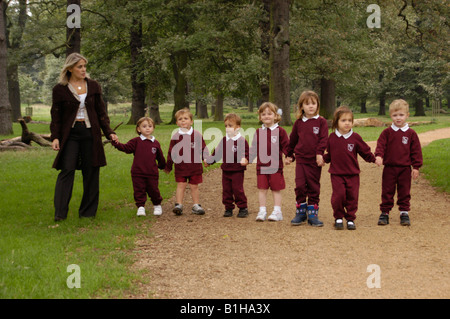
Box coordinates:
[132,175,162,208]
[331,174,360,221]
[380,166,412,213]
[295,163,322,205]
[222,171,247,210]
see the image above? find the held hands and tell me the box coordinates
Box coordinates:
[284,156,293,165]
[316,154,325,167]
[375,156,383,167]
[240,158,249,166]
[109,134,119,143]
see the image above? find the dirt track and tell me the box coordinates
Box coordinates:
[130,127,450,299]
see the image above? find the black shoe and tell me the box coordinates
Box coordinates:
[334,219,344,230]
[400,212,410,226]
[347,220,356,230]
[237,208,248,218]
[173,203,183,215]
[378,213,389,225]
[223,209,233,217]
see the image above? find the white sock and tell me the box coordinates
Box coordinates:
[274,206,281,212]
[259,207,266,213]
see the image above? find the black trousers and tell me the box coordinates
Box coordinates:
[54,122,100,219]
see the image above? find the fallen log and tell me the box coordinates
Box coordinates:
[0,119,52,151]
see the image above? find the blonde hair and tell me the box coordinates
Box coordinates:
[331,106,353,131]
[258,102,281,123]
[389,99,409,114]
[224,113,242,126]
[296,90,320,119]
[136,117,155,135]
[58,53,89,85]
[174,108,193,121]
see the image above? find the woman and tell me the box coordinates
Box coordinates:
[50,53,118,221]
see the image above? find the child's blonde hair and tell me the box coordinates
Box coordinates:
[135,117,155,135]
[224,113,242,126]
[174,108,193,121]
[258,102,281,123]
[389,99,409,114]
[296,90,320,119]
[331,106,353,131]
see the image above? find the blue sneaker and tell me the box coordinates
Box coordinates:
[307,204,324,227]
[291,202,307,225]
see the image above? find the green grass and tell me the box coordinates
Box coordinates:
[421,138,450,193]
[1,103,449,298]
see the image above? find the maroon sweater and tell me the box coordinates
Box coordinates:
[206,135,249,172]
[113,136,166,177]
[249,125,290,174]
[165,129,209,177]
[287,116,328,164]
[323,131,375,175]
[375,125,423,169]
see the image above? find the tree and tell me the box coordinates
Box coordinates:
[0,0,13,135]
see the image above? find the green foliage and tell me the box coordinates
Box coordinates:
[421,138,450,193]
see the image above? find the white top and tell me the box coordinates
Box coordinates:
[75,93,87,120]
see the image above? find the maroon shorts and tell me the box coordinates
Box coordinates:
[175,174,203,185]
[257,171,285,191]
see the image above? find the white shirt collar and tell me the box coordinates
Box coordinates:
[261,123,279,131]
[178,127,193,135]
[391,123,409,132]
[226,132,242,141]
[335,129,353,139]
[140,134,155,142]
[302,114,319,122]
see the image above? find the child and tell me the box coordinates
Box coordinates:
[204,113,249,217]
[165,108,209,215]
[323,106,375,230]
[249,102,290,221]
[375,99,423,226]
[286,90,328,227]
[112,117,166,216]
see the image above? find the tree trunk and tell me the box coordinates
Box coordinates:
[214,91,224,121]
[319,77,335,120]
[378,73,386,115]
[7,63,20,121]
[148,96,162,125]
[170,50,189,124]
[0,0,12,135]
[248,97,254,113]
[197,99,208,119]
[414,86,426,116]
[269,0,291,126]
[360,95,367,113]
[259,0,270,106]
[128,19,146,125]
[66,0,81,56]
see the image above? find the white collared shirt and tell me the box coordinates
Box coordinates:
[261,123,279,130]
[391,123,409,132]
[178,127,193,135]
[335,129,353,139]
[226,132,242,141]
[302,114,319,122]
[140,134,155,142]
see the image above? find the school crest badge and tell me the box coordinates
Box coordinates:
[271,136,278,143]
[152,147,157,154]
[232,145,238,153]
[348,144,354,152]
[402,136,408,144]
[191,142,196,148]
[313,127,319,134]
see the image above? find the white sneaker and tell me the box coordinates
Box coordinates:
[137,206,146,217]
[268,210,283,221]
[153,205,162,216]
[256,210,267,221]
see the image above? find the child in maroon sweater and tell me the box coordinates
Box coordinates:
[323,107,375,230]
[375,99,423,226]
[249,102,290,222]
[112,117,166,217]
[286,90,328,227]
[165,108,209,215]
[205,113,249,218]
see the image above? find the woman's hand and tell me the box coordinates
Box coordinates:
[109,134,118,143]
[52,139,60,151]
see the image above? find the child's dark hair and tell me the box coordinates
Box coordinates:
[135,117,155,135]
[331,106,353,131]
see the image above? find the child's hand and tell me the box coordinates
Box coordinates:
[284,157,293,165]
[203,159,209,167]
[240,158,249,166]
[164,168,170,174]
[375,156,383,166]
[412,169,419,180]
[316,155,325,167]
